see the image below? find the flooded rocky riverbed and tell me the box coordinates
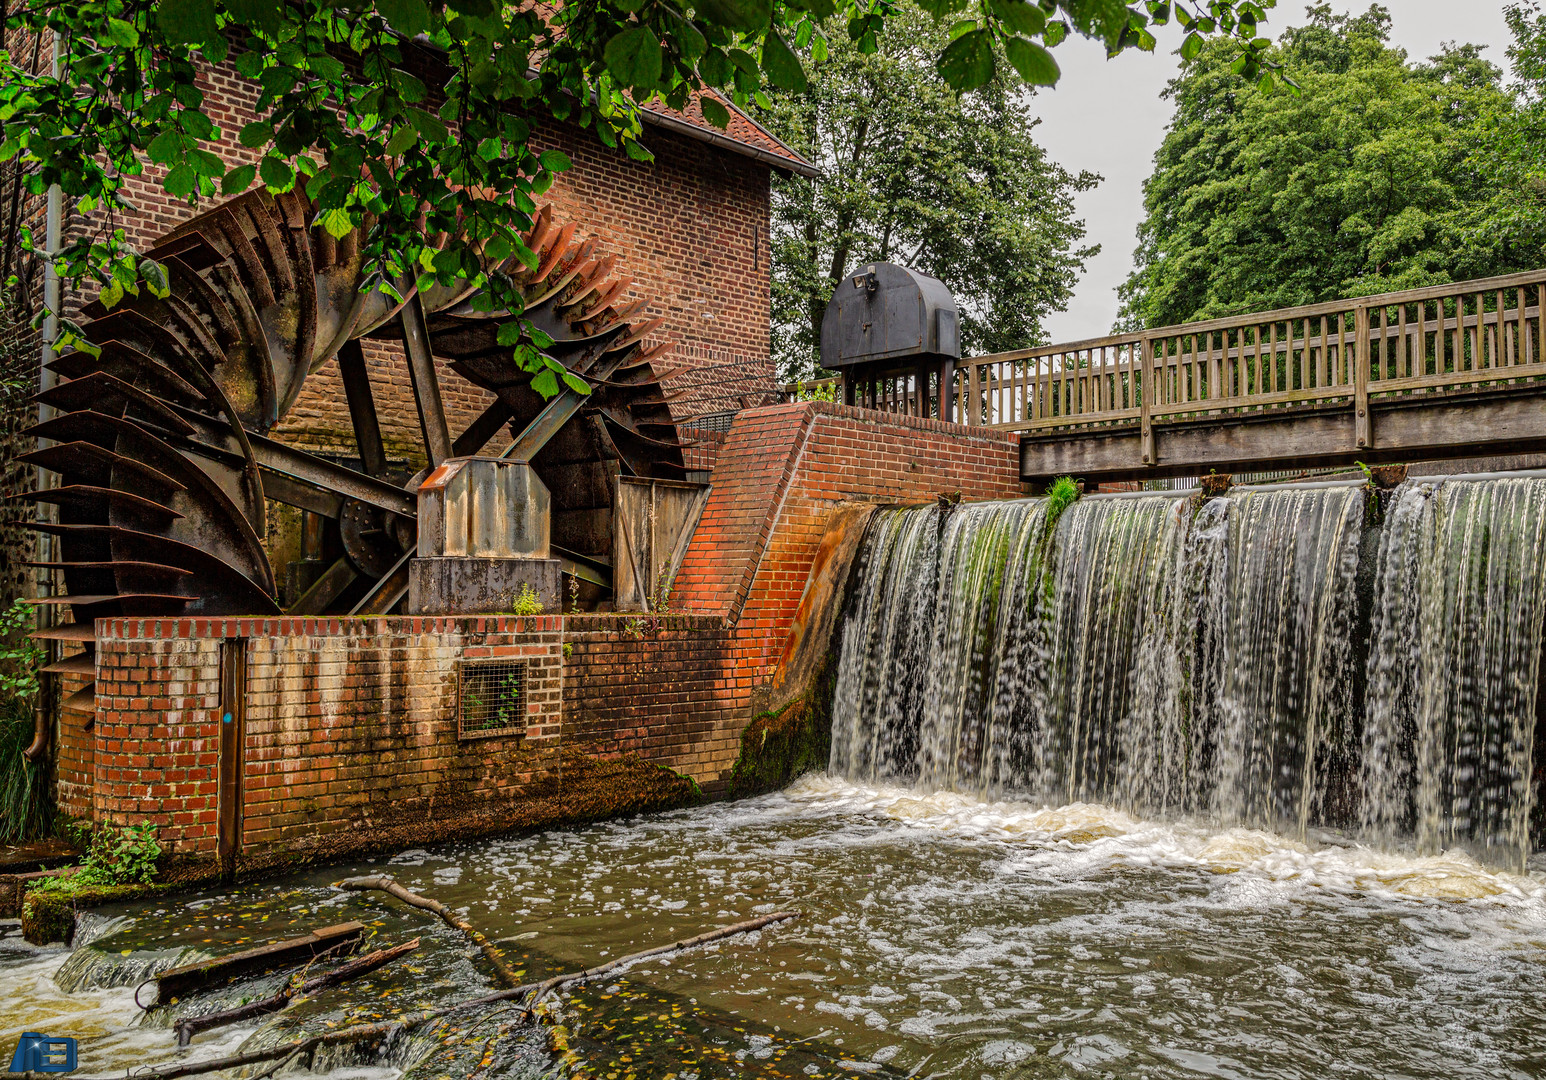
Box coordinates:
[5,774,1546,1078]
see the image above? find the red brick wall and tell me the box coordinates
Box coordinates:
[91,616,565,853]
[65,404,1025,850]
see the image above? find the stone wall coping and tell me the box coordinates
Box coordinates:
[95,612,733,641]
[96,615,567,640]
[751,398,1025,444]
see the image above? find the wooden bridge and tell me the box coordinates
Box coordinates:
[794,270,1546,485]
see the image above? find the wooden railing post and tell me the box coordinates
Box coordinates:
[968,360,982,426]
[1140,337,1156,465]
[1353,303,1372,449]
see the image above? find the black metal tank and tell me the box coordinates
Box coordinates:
[818,262,960,420]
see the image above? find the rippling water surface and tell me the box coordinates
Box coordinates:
[5,776,1546,1078]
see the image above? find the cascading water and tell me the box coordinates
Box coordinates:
[1362,477,1546,868]
[830,477,1546,865]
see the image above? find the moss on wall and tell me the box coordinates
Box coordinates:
[729,656,836,798]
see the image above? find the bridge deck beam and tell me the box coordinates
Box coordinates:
[1021,384,1546,484]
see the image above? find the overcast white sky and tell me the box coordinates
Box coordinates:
[1031,0,1517,342]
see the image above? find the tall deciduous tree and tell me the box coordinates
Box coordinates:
[1469,2,1546,265]
[0,0,1283,390]
[1118,3,1522,331]
[760,1,1099,380]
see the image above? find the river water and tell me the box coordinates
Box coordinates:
[5,775,1546,1079]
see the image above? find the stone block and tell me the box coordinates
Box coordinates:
[407,557,563,615]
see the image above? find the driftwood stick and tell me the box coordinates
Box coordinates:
[523,909,799,1007]
[173,938,421,1046]
[97,911,799,1080]
[338,874,522,988]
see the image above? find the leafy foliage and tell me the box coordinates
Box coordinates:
[0,0,1283,385]
[760,1,1099,380]
[0,695,52,842]
[1118,3,1536,330]
[0,598,49,842]
[1468,3,1546,268]
[34,821,163,893]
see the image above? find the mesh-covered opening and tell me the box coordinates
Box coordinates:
[458,659,528,739]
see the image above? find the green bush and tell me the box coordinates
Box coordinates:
[34,822,161,896]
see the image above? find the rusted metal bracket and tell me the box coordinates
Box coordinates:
[400,293,453,469]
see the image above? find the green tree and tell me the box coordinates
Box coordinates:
[0,0,1283,388]
[761,2,1099,379]
[1467,2,1546,266]
[1118,3,1522,330]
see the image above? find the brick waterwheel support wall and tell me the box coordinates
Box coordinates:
[64,402,1024,857]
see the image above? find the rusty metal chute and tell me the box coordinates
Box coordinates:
[18,193,689,729]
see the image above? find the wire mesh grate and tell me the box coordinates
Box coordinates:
[457,659,528,739]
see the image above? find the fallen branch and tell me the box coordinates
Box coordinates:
[99,911,799,1080]
[172,938,421,1046]
[337,874,522,988]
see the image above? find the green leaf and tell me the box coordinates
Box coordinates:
[225,0,285,37]
[222,164,256,194]
[496,322,524,346]
[164,163,197,198]
[539,149,571,173]
[318,208,353,239]
[386,124,419,156]
[408,107,449,143]
[377,0,432,37]
[762,31,808,91]
[693,0,773,33]
[700,94,732,129]
[561,371,591,395]
[988,0,1045,36]
[238,121,273,149]
[1044,19,1068,46]
[104,17,140,47]
[156,0,218,45]
[1005,36,1060,85]
[146,129,184,165]
[937,28,996,91]
[139,258,171,299]
[99,279,124,310]
[259,155,295,190]
[604,26,663,92]
[530,368,560,398]
[1180,30,1203,61]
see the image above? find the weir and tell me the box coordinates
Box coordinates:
[830,475,1546,869]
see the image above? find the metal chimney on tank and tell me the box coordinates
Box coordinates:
[818,263,961,421]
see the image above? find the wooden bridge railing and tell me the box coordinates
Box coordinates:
[950,269,1546,462]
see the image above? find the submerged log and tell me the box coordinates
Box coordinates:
[173,937,420,1046]
[93,911,800,1080]
[337,874,522,987]
[148,922,364,1005]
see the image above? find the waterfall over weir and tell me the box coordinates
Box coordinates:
[830,477,1546,868]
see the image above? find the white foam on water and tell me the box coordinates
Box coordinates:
[778,774,1546,907]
